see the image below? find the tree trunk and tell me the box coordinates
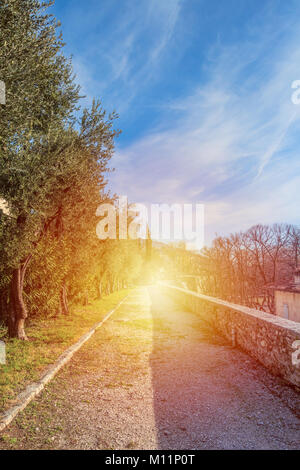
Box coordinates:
[98,280,102,299]
[8,255,31,340]
[60,283,69,315]
[0,289,9,325]
[83,290,89,306]
[106,282,110,296]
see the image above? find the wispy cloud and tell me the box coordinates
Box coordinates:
[255,107,298,179]
[53,0,300,244]
[110,4,300,243]
[146,0,181,64]
[67,0,182,112]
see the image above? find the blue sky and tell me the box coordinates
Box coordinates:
[51,0,300,244]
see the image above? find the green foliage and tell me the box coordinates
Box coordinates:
[0,0,79,146]
[0,0,144,336]
[24,234,65,317]
[0,0,80,271]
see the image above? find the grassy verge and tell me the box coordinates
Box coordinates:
[0,289,130,413]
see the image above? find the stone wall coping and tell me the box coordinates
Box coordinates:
[162,283,300,335]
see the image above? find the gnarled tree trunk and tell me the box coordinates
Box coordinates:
[98,280,102,299]
[106,281,111,296]
[83,290,90,306]
[60,282,69,315]
[8,255,32,340]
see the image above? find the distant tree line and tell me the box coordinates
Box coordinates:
[167,224,300,314]
[202,224,300,313]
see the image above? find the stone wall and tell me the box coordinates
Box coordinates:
[161,284,300,388]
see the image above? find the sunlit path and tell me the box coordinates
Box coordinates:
[149,288,300,449]
[1,287,299,450]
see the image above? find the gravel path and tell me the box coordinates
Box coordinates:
[0,286,299,450]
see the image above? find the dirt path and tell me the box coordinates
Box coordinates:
[0,286,299,450]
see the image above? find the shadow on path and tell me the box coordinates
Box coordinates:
[148,286,300,450]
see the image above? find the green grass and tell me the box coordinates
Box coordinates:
[0,290,129,413]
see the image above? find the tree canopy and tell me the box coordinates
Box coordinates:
[0,0,144,339]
